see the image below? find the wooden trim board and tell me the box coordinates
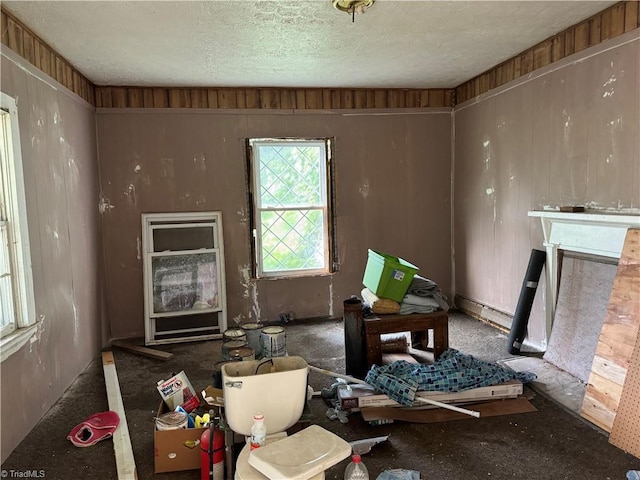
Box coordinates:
[2,3,636,108]
[94,86,454,109]
[455,2,640,103]
[0,7,95,105]
[102,351,138,480]
[111,340,174,361]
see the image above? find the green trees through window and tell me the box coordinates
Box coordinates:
[248,138,335,277]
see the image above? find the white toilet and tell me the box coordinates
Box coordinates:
[222,356,351,480]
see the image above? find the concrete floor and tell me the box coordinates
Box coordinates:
[2,311,638,479]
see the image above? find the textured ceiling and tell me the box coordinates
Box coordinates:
[2,1,618,89]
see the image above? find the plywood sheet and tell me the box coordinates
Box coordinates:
[580,229,640,432]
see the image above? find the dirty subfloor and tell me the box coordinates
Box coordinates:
[2,311,638,479]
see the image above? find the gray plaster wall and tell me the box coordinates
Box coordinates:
[0,50,105,462]
[96,109,453,339]
[453,31,640,349]
[4,24,637,465]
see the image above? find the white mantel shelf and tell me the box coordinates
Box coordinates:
[529,210,640,258]
[528,210,640,348]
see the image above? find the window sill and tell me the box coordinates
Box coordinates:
[1,324,38,363]
[256,272,335,281]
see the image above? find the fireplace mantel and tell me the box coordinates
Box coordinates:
[528,210,640,348]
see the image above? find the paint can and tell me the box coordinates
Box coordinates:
[260,326,287,358]
[227,346,255,362]
[223,327,247,343]
[241,322,263,358]
[221,340,248,360]
[155,411,188,431]
[212,359,241,389]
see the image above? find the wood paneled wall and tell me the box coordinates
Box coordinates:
[456,1,640,104]
[2,2,638,109]
[0,6,452,109]
[1,8,95,105]
[93,86,452,109]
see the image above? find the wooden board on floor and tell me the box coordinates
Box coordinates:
[580,229,640,433]
[360,397,537,424]
[111,340,174,361]
[102,351,138,480]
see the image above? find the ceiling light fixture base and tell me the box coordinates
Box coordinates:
[332,0,375,22]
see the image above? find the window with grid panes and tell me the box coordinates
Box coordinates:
[0,92,36,346]
[246,138,336,278]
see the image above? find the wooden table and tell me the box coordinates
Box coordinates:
[364,311,449,368]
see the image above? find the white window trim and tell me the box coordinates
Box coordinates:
[249,138,334,279]
[0,92,37,362]
[0,323,38,362]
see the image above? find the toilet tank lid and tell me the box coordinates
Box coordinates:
[248,425,351,480]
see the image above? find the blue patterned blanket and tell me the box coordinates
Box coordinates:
[364,348,536,406]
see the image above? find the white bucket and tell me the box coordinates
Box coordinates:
[223,327,247,343]
[241,322,263,358]
[261,326,286,358]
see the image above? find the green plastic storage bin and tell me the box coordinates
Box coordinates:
[362,249,419,302]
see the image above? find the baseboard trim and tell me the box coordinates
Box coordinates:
[455,295,513,333]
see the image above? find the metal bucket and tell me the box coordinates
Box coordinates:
[261,326,287,358]
[221,340,248,360]
[228,346,255,362]
[212,359,241,389]
[241,322,263,358]
[223,327,247,343]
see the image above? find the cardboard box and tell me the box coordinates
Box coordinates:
[154,400,206,473]
[153,386,224,473]
[338,380,523,410]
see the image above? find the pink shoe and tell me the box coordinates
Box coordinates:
[67,411,120,447]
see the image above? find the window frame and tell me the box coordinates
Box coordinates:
[0,92,37,361]
[246,137,337,279]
